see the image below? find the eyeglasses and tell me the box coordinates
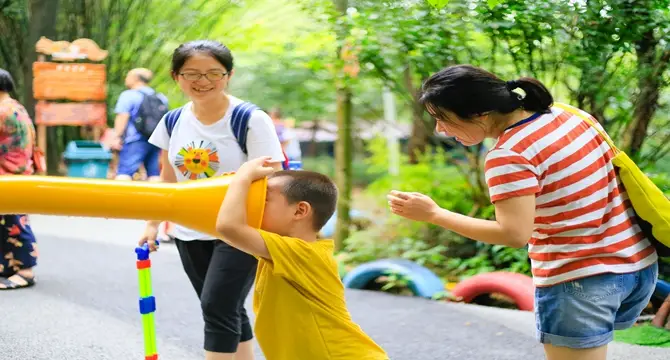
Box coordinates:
[179,71,228,81]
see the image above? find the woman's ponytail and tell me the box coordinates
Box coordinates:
[507,77,553,113]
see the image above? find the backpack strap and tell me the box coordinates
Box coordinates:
[165,107,184,137]
[230,102,259,155]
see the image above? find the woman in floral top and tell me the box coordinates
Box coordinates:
[0,68,38,290]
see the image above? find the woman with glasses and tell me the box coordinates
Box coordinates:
[141,40,285,360]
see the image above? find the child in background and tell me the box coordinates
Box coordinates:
[216,156,389,360]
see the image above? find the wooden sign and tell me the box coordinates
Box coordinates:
[35,37,109,62]
[35,102,107,126]
[33,62,107,101]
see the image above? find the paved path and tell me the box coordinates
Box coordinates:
[1,216,667,359]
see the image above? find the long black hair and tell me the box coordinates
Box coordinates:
[0,68,16,93]
[420,64,553,123]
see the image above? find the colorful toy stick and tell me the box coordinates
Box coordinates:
[135,241,159,360]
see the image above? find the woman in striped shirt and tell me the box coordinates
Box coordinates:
[387,64,658,360]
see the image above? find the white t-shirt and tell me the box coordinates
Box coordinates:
[148,95,285,240]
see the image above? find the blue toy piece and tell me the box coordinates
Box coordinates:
[342,258,445,299]
[139,296,157,314]
[134,239,160,260]
[654,279,670,301]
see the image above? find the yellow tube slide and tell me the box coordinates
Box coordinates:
[0,174,267,239]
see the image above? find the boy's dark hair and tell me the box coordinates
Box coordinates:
[270,170,338,231]
[420,64,553,123]
[171,40,234,74]
[0,68,16,93]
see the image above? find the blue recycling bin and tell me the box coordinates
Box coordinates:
[63,140,113,179]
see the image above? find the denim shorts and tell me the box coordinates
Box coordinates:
[535,262,658,349]
[117,140,161,177]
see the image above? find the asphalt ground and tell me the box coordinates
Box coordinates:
[1,216,667,360]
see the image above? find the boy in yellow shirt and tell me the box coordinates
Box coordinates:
[216,156,389,360]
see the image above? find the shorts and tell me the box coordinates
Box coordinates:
[535,262,658,349]
[117,140,161,177]
[175,239,258,353]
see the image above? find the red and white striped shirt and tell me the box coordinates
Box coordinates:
[484,106,658,287]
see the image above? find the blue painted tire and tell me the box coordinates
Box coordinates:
[342,258,445,299]
[655,279,670,301]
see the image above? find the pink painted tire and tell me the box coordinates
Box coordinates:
[451,272,535,311]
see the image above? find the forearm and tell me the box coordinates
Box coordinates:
[216,177,251,231]
[113,114,129,137]
[430,208,527,248]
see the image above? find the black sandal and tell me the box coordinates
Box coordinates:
[0,273,36,290]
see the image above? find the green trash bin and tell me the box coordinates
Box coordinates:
[62,141,113,179]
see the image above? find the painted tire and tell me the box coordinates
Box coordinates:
[654,279,670,302]
[451,272,535,311]
[342,258,445,299]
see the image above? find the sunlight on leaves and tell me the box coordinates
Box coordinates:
[426,0,450,9]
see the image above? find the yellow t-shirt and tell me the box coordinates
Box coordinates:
[253,230,389,360]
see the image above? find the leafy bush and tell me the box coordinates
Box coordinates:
[302,154,382,186]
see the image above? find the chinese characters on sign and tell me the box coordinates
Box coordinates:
[33,62,107,102]
[35,102,107,126]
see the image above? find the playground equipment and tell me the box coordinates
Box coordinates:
[0,174,267,238]
[342,258,536,310]
[654,279,670,302]
[450,272,535,311]
[342,258,446,299]
[135,242,159,360]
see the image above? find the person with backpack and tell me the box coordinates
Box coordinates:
[109,68,168,181]
[141,40,285,360]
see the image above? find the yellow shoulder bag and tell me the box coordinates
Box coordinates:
[554,102,670,257]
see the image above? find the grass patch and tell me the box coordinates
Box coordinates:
[614,323,670,347]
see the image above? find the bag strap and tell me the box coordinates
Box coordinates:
[165,107,184,137]
[553,102,621,155]
[230,102,258,155]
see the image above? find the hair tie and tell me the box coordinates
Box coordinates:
[506,80,519,91]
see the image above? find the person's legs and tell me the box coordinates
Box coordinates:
[535,268,655,360]
[142,141,162,182]
[200,241,258,360]
[0,215,38,290]
[231,266,257,360]
[116,141,145,181]
[174,239,215,298]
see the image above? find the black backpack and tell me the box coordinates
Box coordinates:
[134,90,168,138]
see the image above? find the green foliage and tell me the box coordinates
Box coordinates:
[229,45,337,122]
[302,154,382,186]
[649,172,670,197]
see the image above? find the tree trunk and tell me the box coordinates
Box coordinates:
[334,87,352,250]
[333,0,352,251]
[622,29,669,159]
[24,0,60,174]
[23,0,59,120]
